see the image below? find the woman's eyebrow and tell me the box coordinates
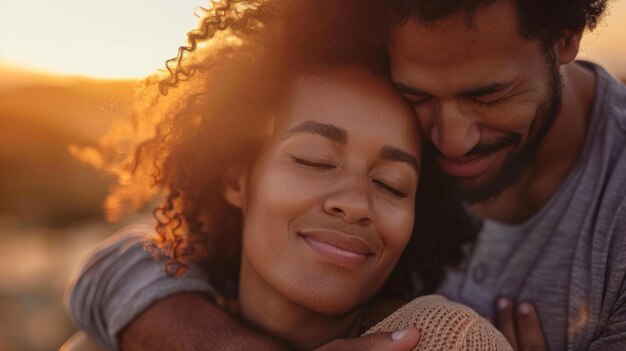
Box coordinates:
[282,120,348,145]
[380,146,420,175]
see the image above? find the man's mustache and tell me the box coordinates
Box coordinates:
[426,133,521,158]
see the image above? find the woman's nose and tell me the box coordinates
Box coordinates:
[322,183,373,226]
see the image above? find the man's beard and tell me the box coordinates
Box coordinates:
[429,61,563,204]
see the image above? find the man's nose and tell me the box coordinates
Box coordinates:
[429,101,480,158]
[323,181,373,226]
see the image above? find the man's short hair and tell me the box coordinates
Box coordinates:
[387,0,609,46]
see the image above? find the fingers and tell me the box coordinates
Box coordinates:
[387,329,421,351]
[496,298,548,351]
[315,328,420,351]
[515,302,547,351]
[496,297,518,350]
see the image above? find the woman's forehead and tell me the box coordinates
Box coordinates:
[270,67,422,152]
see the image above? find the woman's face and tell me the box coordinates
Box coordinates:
[225,66,422,316]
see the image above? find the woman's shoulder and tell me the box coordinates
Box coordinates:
[364,295,512,351]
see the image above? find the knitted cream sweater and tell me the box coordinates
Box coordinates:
[364,295,513,351]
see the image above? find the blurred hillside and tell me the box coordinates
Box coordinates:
[0,66,140,351]
[0,65,136,227]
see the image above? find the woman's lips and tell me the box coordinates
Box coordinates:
[299,230,374,268]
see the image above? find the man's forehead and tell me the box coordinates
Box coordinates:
[388,30,526,88]
[389,0,523,54]
[389,20,481,66]
[388,0,499,26]
[403,9,482,36]
[387,0,543,86]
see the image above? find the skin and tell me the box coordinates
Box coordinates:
[121,305,420,351]
[496,297,547,351]
[225,66,422,349]
[388,0,595,223]
[119,1,598,349]
[388,0,596,347]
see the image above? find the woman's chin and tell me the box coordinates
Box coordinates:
[286,285,373,316]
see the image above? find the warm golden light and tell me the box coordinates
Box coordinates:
[0,0,208,79]
[0,0,625,78]
[578,1,626,77]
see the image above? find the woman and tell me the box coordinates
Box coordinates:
[67,0,510,349]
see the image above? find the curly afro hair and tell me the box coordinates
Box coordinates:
[79,0,477,297]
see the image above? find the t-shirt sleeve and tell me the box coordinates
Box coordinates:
[588,302,626,350]
[588,263,626,350]
[64,222,214,350]
[588,201,626,350]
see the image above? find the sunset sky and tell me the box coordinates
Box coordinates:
[1,0,625,79]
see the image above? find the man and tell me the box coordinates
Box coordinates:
[387,1,625,350]
[68,0,625,350]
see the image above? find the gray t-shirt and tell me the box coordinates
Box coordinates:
[440,61,626,350]
[66,62,626,350]
[65,222,214,350]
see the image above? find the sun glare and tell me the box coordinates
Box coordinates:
[578,1,626,77]
[0,0,625,79]
[0,0,208,79]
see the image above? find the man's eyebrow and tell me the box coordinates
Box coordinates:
[394,82,430,97]
[459,82,511,97]
[395,81,516,98]
[380,146,420,174]
[282,120,348,145]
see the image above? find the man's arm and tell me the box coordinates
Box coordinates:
[66,222,420,351]
[120,293,421,351]
[119,293,287,351]
[65,222,216,350]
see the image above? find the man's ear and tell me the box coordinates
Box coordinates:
[556,30,583,65]
[222,165,248,210]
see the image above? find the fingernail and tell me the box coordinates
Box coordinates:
[517,302,531,315]
[391,329,408,341]
[497,298,509,310]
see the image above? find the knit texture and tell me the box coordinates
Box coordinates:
[364,295,512,350]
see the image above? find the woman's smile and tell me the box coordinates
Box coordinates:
[298,228,376,268]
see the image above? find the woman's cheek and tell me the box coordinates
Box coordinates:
[257,166,327,208]
[375,198,415,250]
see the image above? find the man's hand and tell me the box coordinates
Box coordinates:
[315,329,420,351]
[495,297,547,351]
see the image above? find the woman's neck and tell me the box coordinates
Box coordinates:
[238,256,364,350]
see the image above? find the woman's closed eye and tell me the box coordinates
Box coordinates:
[290,156,336,171]
[290,155,412,198]
[372,179,408,198]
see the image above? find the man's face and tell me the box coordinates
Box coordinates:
[389,0,561,202]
